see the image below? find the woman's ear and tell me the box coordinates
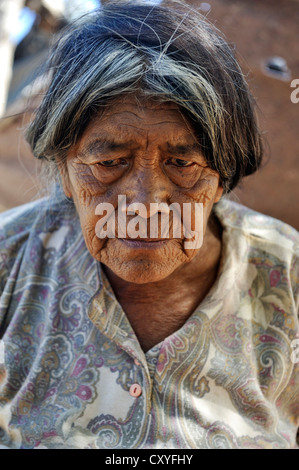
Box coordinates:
[214,182,224,203]
[56,160,72,199]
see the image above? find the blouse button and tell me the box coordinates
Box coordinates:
[129,383,142,398]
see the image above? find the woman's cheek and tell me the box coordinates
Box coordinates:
[83,218,107,259]
[90,165,127,184]
[165,165,203,189]
[185,170,221,205]
[67,162,112,208]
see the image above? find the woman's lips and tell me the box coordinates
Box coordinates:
[119,238,170,248]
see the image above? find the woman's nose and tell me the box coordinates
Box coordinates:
[121,168,171,218]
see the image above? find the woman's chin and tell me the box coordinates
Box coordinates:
[100,257,180,285]
[94,238,187,284]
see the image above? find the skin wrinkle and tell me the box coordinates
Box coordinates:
[59,97,223,351]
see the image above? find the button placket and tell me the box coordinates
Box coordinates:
[129,383,142,398]
[129,357,143,398]
[130,355,153,414]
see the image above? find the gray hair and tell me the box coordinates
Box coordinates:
[26,0,263,193]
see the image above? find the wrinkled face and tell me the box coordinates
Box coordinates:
[60,96,223,283]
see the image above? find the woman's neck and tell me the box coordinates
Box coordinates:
[103,215,223,351]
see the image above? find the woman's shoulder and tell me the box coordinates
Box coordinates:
[0,197,62,254]
[214,198,299,254]
[0,196,78,291]
[214,199,299,311]
[0,198,46,235]
[0,199,47,310]
[0,199,45,262]
[0,194,77,241]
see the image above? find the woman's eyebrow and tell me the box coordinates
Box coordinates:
[82,138,136,155]
[165,142,203,155]
[78,139,203,159]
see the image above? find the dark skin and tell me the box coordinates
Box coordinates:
[59,96,223,351]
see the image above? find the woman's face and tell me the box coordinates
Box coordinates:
[60,96,223,283]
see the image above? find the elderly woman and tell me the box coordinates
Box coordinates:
[0,0,298,450]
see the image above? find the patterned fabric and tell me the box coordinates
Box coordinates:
[0,194,298,449]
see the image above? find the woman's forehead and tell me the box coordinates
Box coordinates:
[81,95,197,141]
[97,95,185,119]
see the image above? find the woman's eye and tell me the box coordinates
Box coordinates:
[167,158,194,167]
[98,158,126,167]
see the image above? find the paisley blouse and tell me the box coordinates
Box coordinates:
[0,195,298,449]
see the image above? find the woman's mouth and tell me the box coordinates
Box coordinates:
[119,238,170,248]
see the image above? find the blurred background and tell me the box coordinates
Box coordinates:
[0,0,298,229]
